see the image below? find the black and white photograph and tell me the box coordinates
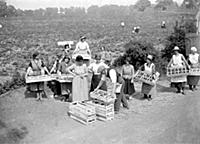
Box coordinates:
[0,0,200,143]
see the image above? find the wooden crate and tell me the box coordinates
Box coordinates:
[86,100,114,121]
[68,101,96,125]
[189,68,200,76]
[90,90,115,104]
[56,74,73,83]
[26,75,54,83]
[134,71,157,86]
[167,67,189,77]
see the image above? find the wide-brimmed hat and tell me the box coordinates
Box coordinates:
[191,47,197,52]
[80,36,86,40]
[173,46,180,51]
[147,55,153,61]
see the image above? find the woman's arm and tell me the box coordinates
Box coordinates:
[25,67,32,78]
[86,43,91,55]
[73,43,79,54]
[167,58,173,67]
[94,74,106,91]
[181,55,190,68]
[67,64,76,76]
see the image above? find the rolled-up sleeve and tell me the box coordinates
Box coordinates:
[109,69,117,83]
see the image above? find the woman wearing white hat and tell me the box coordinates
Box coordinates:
[140,54,156,101]
[187,47,200,91]
[168,46,190,94]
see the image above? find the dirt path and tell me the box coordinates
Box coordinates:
[0,80,200,144]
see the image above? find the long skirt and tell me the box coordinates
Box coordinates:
[187,76,200,86]
[123,78,135,95]
[72,76,88,102]
[28,82,44,92]
[170,75,187,90]
[90,75,107,92]
[141,83,157,97]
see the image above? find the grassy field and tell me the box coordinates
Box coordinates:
[0,8,180,77]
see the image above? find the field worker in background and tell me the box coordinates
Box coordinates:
[139,55,156,101]
[187,47,200,91]
[168,46,190,95]
[73,36,91,62]
[67,55,89,102]
[103,57,129,114]
[120,21,125,28]
[89,54,109,92]
[122,57,135,100]
[161,21,166,29]
[132,26,140,34]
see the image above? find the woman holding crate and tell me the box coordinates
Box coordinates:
[25,52,50,101]
[139,55,156,101]
[167,46,190,94]
[187,47,200,91]
[122,57,135,99]
[67,55,89,102]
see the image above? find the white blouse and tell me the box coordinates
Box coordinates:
[189,53,199,65]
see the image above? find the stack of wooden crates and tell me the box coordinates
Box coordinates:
[68,90,115,124]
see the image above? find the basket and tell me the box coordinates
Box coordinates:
[133,71,157,86]
[167,67,189,77]
[189,68,200,76]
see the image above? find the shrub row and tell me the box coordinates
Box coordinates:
[0,71,26,95]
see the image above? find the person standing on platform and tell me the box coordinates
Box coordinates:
[89,54,109,92]
[122,57,135,100]
[168,46,190,95]
[26,52,50,101]
[187,47,200,91]
[140,55,156,101]
[67,55,89,102]
[73,36,91,65]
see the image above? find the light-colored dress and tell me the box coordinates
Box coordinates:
[73,41,91,60]
[141,63,157,97]
[187,53,200,85]
[170,54,187,84]
[68,64,88,102]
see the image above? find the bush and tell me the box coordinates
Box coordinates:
[161,26,186,61]
[114,40,159,70]
[0,70,26,95]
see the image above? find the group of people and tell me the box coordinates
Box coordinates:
[25,35,200,114]
[168,46,200,94]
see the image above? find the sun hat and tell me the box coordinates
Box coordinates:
[147,55,153,61]
[191,47,197,52]
[173,46,180,51]
[80,35,86,40]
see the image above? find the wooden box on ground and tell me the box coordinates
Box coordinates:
[68,101,96,125]
[167,67,189,77]
[86,100,114,121]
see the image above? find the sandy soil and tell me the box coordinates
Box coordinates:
[0,80,200,144]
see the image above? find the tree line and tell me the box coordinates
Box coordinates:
[1,0,194,19]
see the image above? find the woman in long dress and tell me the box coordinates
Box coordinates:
[140,55,156,101]
[26,52,50,101]
[122,57,135,99]
[168,46,190,94]
[67,55,89,102]
[187,47,200,91]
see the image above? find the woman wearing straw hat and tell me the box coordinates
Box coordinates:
[168,46,190,94]
[187,47,200,91]
[140,54,156,101]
